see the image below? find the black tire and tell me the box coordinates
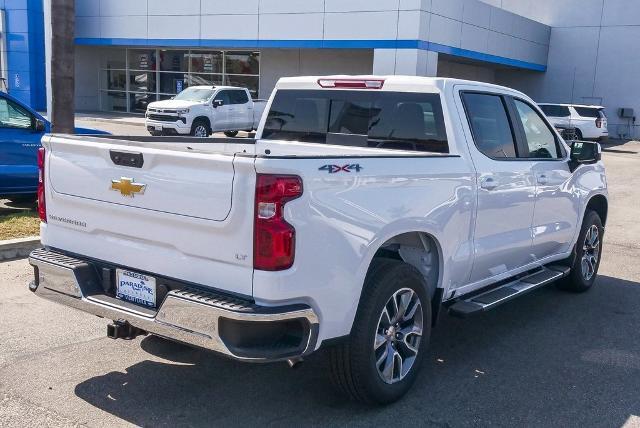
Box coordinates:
[224,130,239,138]
[329,258,431,404]
[557,210,603,292]
[190,119,210,137]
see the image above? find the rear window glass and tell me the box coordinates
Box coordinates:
[574,107,602,118]
[262,90,449,153]
[539,104,570,117]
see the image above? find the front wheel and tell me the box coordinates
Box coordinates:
[224,130,239,138]
[557,210,603,292]
[329,258,431,404]
[190,120,210,138]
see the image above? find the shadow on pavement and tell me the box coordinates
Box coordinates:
[0,199,36,217]
[74,275,640,427]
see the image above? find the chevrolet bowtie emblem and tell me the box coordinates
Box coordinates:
[111,177,146,197]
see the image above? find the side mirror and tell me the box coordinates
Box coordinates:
[213,99,224,108]
[569,141,601,172]
[34,118,46,132]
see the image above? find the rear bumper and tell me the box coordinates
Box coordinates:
[28,248,319,362]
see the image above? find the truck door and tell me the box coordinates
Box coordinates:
[458,89,537,284]
[211,90,231,131]
[510,98,580,258]
[229,89,252,130]
[0,96,43,196]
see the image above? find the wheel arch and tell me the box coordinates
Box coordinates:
[359,230,445,327]
[586,194,608,226]
[192,116,211,130]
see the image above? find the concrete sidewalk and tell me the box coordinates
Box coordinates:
[39,111,146,127]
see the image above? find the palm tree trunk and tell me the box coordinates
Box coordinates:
[50,0,75,133]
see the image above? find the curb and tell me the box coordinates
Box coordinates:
[0,236,40,261]
[77,117,145,127]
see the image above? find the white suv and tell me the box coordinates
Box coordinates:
[538,103,608,141]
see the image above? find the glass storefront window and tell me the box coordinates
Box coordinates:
[160,50,188,72]
[190,52,223,74]
[101,69,126,91]
[129,71,156,93]
[129,93,156,113]
[225,75,259,98]
[128,49,157,71]
[101,48,126,69]
[159,72,188,94]
[100,91,127,112]
[186,73,223,87]
[225,51,259,75]
[100,49,261,112]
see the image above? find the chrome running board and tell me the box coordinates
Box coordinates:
[448,265,570,318]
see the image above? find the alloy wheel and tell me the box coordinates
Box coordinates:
[194,125,208,137]
[581,224,600,281]
[374,288,423,384]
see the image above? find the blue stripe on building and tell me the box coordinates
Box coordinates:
[75,37,547,72]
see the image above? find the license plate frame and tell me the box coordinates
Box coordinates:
[116,269,157,308]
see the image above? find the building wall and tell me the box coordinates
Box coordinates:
[259,49,373,98]
[75,45,102,111]
[488,0,640,138]
[2,0,46,110]
[74,0,550,72]
[438,58,496,83]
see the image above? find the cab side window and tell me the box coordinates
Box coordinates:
[513,99,559,159]
[213,91,231,106]
[462,92,517,158]
[0,98,32,129]
[229,90,249,105]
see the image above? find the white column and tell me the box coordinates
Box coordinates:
[373,48,438,77]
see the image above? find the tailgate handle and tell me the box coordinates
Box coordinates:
[110,150,144,168]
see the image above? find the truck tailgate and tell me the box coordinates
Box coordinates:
[41,135,256,297]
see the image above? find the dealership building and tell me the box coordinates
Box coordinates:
[3,0,639,138]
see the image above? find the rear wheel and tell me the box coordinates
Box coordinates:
[329,258,431,404]
[190,120,210,138]
[224,130,239,138]
[557,210,603,292]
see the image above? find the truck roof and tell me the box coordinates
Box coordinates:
[187,85,247,91]
[538,102,605,109]
[275,75,526,96]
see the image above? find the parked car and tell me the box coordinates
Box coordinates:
[538,103,608,141]
[29,76,607,404]
[145,86,267,137]
[0,91,108,202]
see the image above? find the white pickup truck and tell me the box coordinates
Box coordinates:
[145,85,267,137]
[29,76,608,404]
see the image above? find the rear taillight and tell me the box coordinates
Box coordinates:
[254,174,303,271]
[596,118,603,128]
[37,147,46,222]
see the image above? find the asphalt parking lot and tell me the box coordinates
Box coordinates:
[1,140,639,427]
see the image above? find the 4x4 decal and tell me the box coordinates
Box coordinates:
[319,164,363,174]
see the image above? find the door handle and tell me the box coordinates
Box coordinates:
[480,177,498,190]
[537,174,549,185]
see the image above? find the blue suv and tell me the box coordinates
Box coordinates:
[0,91,107,202]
